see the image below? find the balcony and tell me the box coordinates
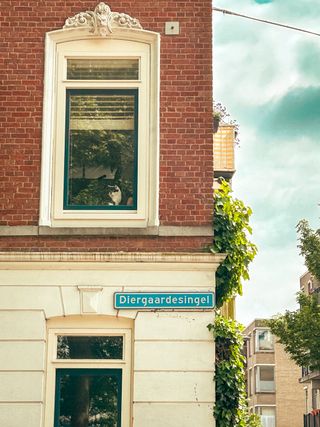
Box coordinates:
[301,367,320,382]
[304,411,320,427]
[213,124,236,181]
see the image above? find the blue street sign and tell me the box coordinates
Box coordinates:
[114,292,214,310]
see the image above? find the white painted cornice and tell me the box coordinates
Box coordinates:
[0,251,226,271]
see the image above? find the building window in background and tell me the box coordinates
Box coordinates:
[255,406,276,427]
[255,329,274,351]
[256,365,275,393]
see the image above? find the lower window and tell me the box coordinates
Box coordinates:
[55,368,122,427]
[45,321,132,427]
[255,406,276,427]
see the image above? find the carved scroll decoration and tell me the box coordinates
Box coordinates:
[64,2,143,36]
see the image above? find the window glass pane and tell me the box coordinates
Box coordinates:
[261,407,275,416]
[256,330,274,351]
[260,366,274,382]
[65,90,138,210]
[57,336,123,359]
[55,369,121,427]
[257,366,275,392]
[259,407,276,427]
[67,58,139,80]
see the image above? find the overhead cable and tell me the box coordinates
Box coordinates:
[213,7,320,37]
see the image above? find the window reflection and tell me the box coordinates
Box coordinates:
[256,330,274,351]
[56,369,121,427]
[65,90,138,210]
[67,59,139,80]
[57,336,123,360]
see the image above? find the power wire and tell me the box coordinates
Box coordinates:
[213,7,320,37]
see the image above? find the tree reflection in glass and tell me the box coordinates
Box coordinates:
[65,90,138,210]
[56,369,121,427]
[57,336,123,360]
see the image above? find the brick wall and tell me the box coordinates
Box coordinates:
[275,342,305,427]
[0,1,213,251]
[0,236,212,252]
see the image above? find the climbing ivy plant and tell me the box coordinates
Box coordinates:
[208,315,261,427]
[208,180,259,427]
[210,180,257,308]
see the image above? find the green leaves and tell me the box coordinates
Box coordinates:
[208,315,262,427]
[267,219,320,371]
[268,292,320,371]
[297,219,320,281]
[208,181,259,425]
[210,180,257,307]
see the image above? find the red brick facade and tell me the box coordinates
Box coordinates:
[0,1,213,251]
[0,236,211,252]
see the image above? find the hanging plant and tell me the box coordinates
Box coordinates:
[213,102,240,144]
[213,112,221,133]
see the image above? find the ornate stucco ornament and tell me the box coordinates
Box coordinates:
[64,2,143,36]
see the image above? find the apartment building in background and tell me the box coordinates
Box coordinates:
[299,272,320,426]
[244,319,305,427]
[0,2,221,426]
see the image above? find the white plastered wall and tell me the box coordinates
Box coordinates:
[0,252,223,427]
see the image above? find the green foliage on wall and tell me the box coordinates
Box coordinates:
[208,315,262,427]
[210,180,257,307]
[209,180,259,426]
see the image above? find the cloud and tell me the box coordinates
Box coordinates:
[258,86,320,138]
[236,245,303,325]
[270,1,320,21]
[297,41,320,82]
[214,0,320,324]
[216,0,320,22]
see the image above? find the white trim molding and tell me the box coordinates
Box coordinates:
[0,251,225,269]
[40,5,160,228]
[77,286,103,314]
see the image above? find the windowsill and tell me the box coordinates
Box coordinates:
[0,225,213,237]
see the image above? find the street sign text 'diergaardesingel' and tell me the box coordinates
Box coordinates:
[114,292,214,310]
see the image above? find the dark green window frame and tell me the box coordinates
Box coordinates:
[63,88,138,211]
[54,368,122,427]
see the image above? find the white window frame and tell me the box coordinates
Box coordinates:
[44,319,132,427]
[255,328,274,352]
[248,332,252,356]
[40,27,159,228]
[255,406,276,427]
[248,367,253,396]
[255,364,275,393]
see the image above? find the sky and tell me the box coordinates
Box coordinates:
[213,0,320,325]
